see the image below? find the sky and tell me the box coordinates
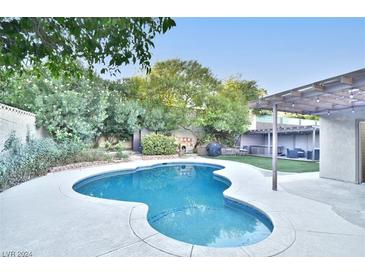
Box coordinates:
[100,18,365,95]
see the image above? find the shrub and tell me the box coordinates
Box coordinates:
[104,141,113,151]
[0,134,129,192]
[116,150,128,160]
[114,141,125,151]
[103,140,124,151]
[114,141,128,160]
[141,133,178,155]
[1,138,55,190]
[75,148,113,162]
[2,130,21,154]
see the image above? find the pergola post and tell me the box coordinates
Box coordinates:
[267,132,271,155]
[272,103,278,191]
[312,128,316,160]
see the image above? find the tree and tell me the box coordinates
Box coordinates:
[0,69,109,142]
[196,77,265,145]
[121,60,266,145]
[146,59,219,109]
[109,99,145,137]
[126,59,220,131]
[0,59,267,146]
[223,76,266,102]
[0,17,176,78]
[285,113,319,121]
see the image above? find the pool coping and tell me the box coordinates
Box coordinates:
[59,158,296,257]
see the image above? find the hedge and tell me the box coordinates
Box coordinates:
[141,133,178,155]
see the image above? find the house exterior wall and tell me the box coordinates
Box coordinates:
[0,103,38,149]
[264,132,319,151]
[277,134,295,149]
[251,114,319,130]
[240,134,266,148]
[319,108,365,183]
[241,132,319,153]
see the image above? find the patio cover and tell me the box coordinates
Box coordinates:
[248,125,319,134]
[249,68,365,115]
[248,68,365,191]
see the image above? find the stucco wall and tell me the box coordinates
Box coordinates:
[241,132,319,153]
[240,134,265,148]
[320,108,365,183]
[0,103,38,150]
[270,133,319,152]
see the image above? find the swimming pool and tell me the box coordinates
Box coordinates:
[73,163,273,247]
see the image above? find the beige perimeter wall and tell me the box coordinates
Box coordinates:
[0,103,38,149]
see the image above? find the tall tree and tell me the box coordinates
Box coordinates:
[0,17,176,78]
[127,59,220,131]
[196,77,266,145]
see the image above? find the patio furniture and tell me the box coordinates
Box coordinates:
[287,148,305,158]
[277,146,285,156]
[287,148,298,158]
[306,149,320,160]
[294,148,305,158]
[221,147,239,155]
[314,148,320,160]
[249,145,285,156]
[238,146,248,156]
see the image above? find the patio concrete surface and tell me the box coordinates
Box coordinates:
[0,157,364,257]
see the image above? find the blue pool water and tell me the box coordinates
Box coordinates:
[73,163,273,247]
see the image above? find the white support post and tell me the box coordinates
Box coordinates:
[272,103,278,191]
[312,128,316,160]
[267,132,271,155]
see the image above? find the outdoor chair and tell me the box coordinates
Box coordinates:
[287,148,305,158]
[287,148,299,158]
[294,148,305,158]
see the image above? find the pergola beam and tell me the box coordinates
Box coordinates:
[251,83,365,114]
[312,84,324,92]
[249,126,319,134]
[283,95,351,107]
[340,76,353,85]
[258,100,323,113]
[257,76,365,107]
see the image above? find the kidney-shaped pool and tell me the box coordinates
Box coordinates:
[73,163,273,247]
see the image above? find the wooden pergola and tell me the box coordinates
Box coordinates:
[249,68,365,191]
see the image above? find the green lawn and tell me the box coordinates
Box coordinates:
[208,155,319,173]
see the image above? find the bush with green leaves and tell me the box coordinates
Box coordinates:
[141,133,178,155]
[0,69,109,143]
[2,130,21,154]
[116,150,128,160]
[0,136,79,190]
[0,134,127,191]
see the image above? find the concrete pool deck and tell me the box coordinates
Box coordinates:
[0,157,364,257]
